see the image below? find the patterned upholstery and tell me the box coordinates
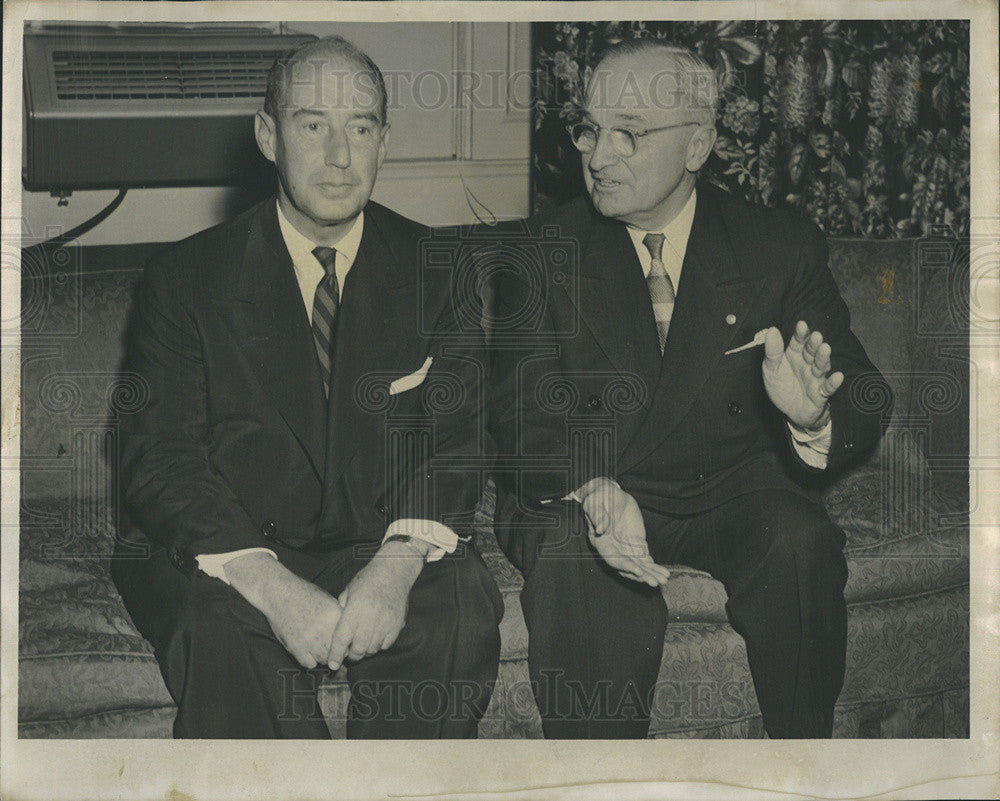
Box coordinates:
[471,462,969,739]
[18,236,969,738]
[18,505,175,737]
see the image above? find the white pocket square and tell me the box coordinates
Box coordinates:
[389,357,433,395]
[724,329,769,356]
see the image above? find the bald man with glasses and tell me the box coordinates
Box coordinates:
[487,40,890,739]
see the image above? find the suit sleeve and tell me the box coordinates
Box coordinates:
[780,223,893,472]
[120,259,268,567]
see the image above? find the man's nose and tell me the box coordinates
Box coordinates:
[324,129,352,168]
[586,129,620,172]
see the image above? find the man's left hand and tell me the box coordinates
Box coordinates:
[575,477,671,588]
[762,320,844,430]
[326,539,427,670]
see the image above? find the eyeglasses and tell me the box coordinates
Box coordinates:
[567,120,700,158]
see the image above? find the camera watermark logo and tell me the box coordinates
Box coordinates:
[418,222,580,340]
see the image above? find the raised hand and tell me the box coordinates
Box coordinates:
[762,320,844,430]
[575,477,671,587]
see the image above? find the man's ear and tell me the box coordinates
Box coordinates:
[255,111,278,164]
[685,124,718,173]
[376,123,390,169]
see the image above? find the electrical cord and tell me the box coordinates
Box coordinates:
[38,188,128,248]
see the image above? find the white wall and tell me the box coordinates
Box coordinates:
[20,22,531,246]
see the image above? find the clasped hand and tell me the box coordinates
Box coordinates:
[762,320,844,429]
[251,542,424,672]
[326,542,425,670]
[575,477,670,588]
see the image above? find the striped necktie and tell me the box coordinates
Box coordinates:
[311,246,340,398]
[642,232,675,354]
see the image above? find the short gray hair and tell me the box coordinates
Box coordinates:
[590,39,718,125]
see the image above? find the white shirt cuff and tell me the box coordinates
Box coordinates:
[787,419,832,469]
[197,548,278,585]
[383,519,459,563]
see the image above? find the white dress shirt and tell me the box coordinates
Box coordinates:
[278,202,363,318]
[198,203,456,584]
[624,189,832,469]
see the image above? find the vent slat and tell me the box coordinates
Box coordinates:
[52,48,279,101]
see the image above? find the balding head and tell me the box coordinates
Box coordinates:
[263,35,388,126]
[254,34,389,247]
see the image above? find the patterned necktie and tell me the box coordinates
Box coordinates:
[311,246,340,398]
[642,232,676,354]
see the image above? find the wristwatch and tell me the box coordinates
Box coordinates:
[382,534,428,559]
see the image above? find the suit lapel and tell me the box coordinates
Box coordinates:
[554,214,637,380]
[325,209,416,479]
[547,212,662,460]
[618,186,765,472]
[226,202,327,479]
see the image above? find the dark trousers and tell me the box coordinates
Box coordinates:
[495,489,848,739]
[113,543,503,739]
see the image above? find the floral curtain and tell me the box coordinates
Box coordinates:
[532,20,970,238]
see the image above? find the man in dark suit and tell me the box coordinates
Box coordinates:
[488,40,889,738]
[113,36,502,739]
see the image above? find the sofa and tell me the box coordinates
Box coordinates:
[18,233,969,738]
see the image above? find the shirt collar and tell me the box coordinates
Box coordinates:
[275,200,365,269]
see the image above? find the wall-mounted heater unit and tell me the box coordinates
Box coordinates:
[23,28,315,190]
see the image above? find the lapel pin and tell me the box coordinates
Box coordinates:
[726,314,736,325]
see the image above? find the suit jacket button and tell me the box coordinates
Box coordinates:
[262,521,277,539]
[728,401,742,416]
[375,502,387,516]
[587,395,601,409]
